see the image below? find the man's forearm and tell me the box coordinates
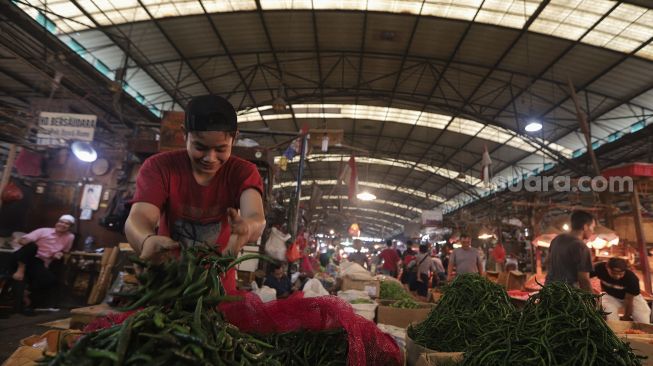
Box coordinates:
[624,296,634,319]
[244,215,266,243]
[578,276,592,292]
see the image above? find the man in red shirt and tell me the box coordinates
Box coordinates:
[377,239,401,277]
[491,242,506,272]
[125,95,266,293]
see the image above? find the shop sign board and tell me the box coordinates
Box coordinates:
[37,112,96,146]
[421,209,443,227]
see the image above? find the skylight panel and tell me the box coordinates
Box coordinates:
[482,0,540,28]
[416,113,450,129]
[172,1,206,16]
[636,44,653,60]
[43,2,83,18]
[530,0,609,41]
[275,179,445,202]
[582,3,650,53]
[367,0,424,14]
[448,117,484,135]
[260,0,305,10]
[299,195,423,213]
[203,0,257,12]
[241,103,569,156]
[386,108,421,124]
[318,206,413,222]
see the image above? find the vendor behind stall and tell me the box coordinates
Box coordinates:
[264,262,293,299]
[592,257,651,323]
[447,234,484,280]
[545,211,594,292]
[347,239,370,270]
[125,95,266,294]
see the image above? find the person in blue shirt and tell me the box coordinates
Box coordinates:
[263,262,292,299]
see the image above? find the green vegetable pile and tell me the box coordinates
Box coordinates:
[254,329,348,365]
[380,280,412,301]
[390,297,420,309]
[350,298,375,304]
[40,248,351,365]
[407,273,514,352]
[461,282,644,366]
[118,247,249,311]
[41,300,271,366]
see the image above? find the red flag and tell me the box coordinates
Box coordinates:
[338,155,358,203]
[481,145,492,187]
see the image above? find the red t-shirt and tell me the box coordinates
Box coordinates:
[403,254,416,267]
[379,248,401,272]
[133,150,263,292]
[492,244,506,263]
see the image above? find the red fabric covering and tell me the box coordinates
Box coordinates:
[82,309,138,333]
[219,292,402,366]
[15,149,42,176]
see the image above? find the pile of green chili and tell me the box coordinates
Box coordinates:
[42,249,352,365]
[253,329,348,366]
[389,297,421,309]
[461,282,644,366]
[407,273,514,352]
[380,280,412,301]
[41,299,271,366]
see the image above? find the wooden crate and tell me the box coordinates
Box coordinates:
[341,277,380,298]
[69,303,118,329]
[377,300,434,328]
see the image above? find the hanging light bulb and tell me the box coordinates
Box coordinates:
[525,121,542,132]
[71,141,97,163]
[356,191,376,201]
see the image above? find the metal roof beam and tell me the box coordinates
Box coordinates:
[67,0,185,110]
[135,0,212,98]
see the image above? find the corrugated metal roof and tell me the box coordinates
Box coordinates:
[4,1,653,235]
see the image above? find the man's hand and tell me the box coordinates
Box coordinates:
[140,235,179,261]
[223,208,251,256]
[53,252,64,260]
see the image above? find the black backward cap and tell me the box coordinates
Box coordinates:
[185,95,237,132]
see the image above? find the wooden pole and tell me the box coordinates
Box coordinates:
[568,78,614,227]
[0,144,18,211]
[632,183,652,294]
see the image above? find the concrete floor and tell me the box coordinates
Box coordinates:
[0,308,74,362]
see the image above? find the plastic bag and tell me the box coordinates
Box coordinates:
[340,261,373,280]
[2,181,23,203]
[219,292,402,366]
[265,227,290,261]
[286,241,301,263]
[303,278,329,298]
[337,289,371,303]
[251,281,277,303]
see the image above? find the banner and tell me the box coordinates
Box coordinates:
[421,209,443,227]
[37,112,96,146]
